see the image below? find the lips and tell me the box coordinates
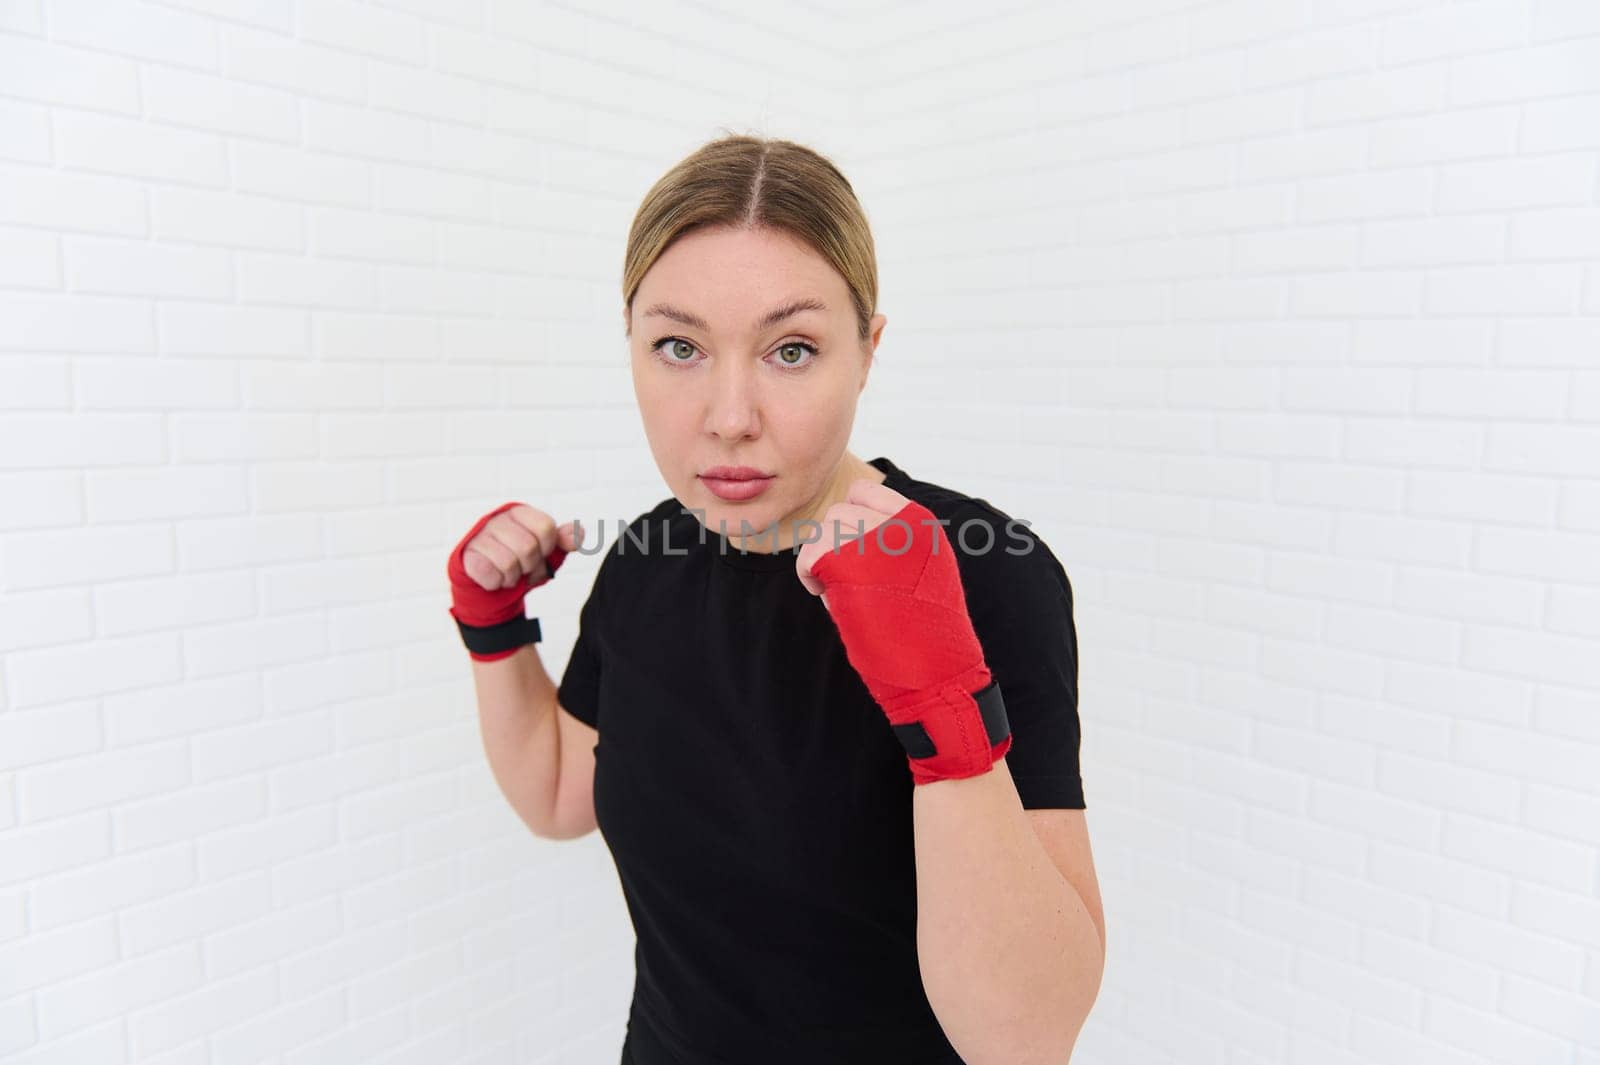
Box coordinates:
[699,466,775,502]
[699,465,773,480]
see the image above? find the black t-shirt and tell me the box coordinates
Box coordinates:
[556,455,1086,1065]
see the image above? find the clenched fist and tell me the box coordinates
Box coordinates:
[447,501,583,661]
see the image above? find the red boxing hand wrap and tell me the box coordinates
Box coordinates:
[810,499,1012,786]
[447,501,567,662]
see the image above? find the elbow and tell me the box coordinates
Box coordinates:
[927,968,1102,1065]
[536,801,599,842]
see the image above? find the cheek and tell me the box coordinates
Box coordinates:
[768,394,846,442]
[810,376,861,431]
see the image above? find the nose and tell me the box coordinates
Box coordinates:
[703,356,761,442]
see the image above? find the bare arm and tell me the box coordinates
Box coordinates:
[470,639,599,841]
[451,503,596,840]
[914,761,1104,1065]
[470,642,563,838]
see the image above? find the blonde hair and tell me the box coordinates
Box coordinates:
[621,131,878,345]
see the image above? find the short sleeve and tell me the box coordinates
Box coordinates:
[555,561,606,731]
[950,504,1086,810]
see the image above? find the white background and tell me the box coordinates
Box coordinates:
[2,0,1599,1062]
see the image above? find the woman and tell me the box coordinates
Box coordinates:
[447,135,1105,1065]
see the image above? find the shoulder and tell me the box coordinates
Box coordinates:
[617,495,686,549]
[947,500,1075,635]
[587,495,687,591]
[889,469,1073,608]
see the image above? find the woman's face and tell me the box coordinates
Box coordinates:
[627,225,886,551]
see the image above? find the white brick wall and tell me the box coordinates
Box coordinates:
[2,0,1597,1063]
[842,1,1600,1063]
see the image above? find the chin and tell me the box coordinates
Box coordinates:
[713,505,775,537]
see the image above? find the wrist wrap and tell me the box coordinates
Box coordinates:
[446,501,567,663]
[810,499,1012,785]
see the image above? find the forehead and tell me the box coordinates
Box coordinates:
[636,227,847,330]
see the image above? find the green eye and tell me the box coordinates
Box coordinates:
[648,336,818,371]
[773,342,818,370]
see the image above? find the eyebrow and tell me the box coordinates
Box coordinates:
[641,297,828,333]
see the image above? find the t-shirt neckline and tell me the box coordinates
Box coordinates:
[709,455,907,572]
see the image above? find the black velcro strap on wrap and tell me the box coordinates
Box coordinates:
[455,614,542,655]
[891,679,1010,761]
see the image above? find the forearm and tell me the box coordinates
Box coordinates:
[469,645,562,837]
[913,759,1103,1065]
